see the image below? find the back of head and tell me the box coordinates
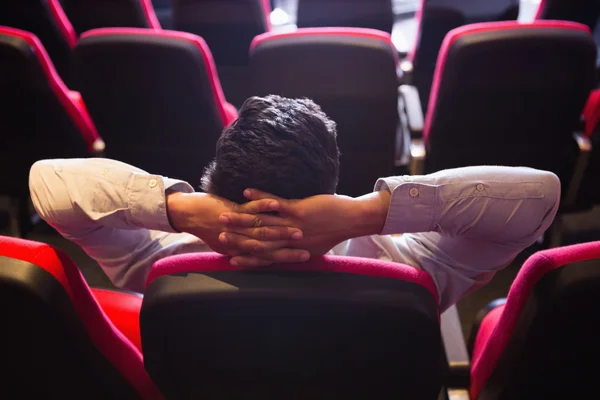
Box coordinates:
[202,95,340,203]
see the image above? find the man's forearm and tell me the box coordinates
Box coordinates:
[347,190,391,239]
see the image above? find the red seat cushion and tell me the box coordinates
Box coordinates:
[584,89,600,137]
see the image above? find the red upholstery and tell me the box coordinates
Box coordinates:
[91,288,143,352]
[0,236,162,400]
[80,28,235,127]
[535,0,547,19]
[408,0,426,62]
[47,0,77,47]
[470,241,600,399]
[147,252,439,304]
[251,27,400,66]
[0,27,102,153]
[584,89,600,137]
[140,0,162,29]
[424,20,591,141]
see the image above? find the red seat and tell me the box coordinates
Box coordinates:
[401,21,596,203]
[408,0,519,113]
[171,0,271,106]
[0,0,76,84]
[249,28,400,197]
[296,0,394,34]
[142,253,444,399]
[0,26,104,236]
[73,28,237,187]
[61,0,161,35]
[0,235,162,399]
[469,241,600,399]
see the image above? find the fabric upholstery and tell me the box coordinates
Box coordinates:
[0,236,162,399]
[296,0,394,33]
[470,241,600,399]
[584,89,600,137]
[535,0,600,32]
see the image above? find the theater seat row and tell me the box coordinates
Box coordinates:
[2,234,600,399]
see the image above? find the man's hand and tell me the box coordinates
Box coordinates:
[220,188,391,267]
[166,191,309,264]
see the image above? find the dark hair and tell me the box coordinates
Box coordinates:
[201,95,340,204]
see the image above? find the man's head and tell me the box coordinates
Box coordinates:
[202,95,340,204]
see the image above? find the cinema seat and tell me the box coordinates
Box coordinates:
[0,235,162,399]
[469,241,600,399]
[0,26,104,236]
[171,0,271,106]
[405,0,519,113]
[535,0,600,32]
[0,0,76,84]
[141,253,445,399]
[250,28,400,197]
[296,0,394,33]
[74,28,237,187]
[400,21,597,206]
[61,0,161,35]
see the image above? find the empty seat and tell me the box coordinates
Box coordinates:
[141,253,445,399]
[296,0,394,33]
[401,21,596,201]
[250,28,399,197]
[0,26,104,235]
[61,0,161,35]
[408,0,519,113]
[0,235,162,399]
[0,0,76,84]
[535,0,600,33]
[171,0,272,106]
[469,241,600,399]
[74,28,237,187]
[152,0,173,29]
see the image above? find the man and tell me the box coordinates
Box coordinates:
[29,95,560,311]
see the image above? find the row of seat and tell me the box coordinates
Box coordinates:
[2,234,599,399]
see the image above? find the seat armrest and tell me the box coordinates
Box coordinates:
[92,288,143,351]
[399,85,423,136]
[409,138,426,175]
[564,133,593,207]
[441,305,471,394]
[397,59,413,85]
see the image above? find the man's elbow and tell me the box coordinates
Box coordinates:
[29,159,58,223]
[541,171,561,214]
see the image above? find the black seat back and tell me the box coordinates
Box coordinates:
[297,0,394,33]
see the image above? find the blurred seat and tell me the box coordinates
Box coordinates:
[400,21,597,208]
[0,0,76,84]
[250,28,400,197]
[141,252,445,399]
[296,0,394,34]
[74,28,237,187]
[171,0,271,107]
[468,241,600,399]
[152,0,173,29]
[406,0,519,113]
[0,26,104,236]
[535,0,600,32]
[0,235,162,399]
[61,0,161,35]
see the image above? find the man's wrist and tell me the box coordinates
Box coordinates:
[349,190,391,237]
[166,190,186,232]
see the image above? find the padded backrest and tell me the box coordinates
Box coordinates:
[536,0,600,32]
[172,0,270,66]
[61,0,161,35]
[0,236,162,400]
[423,21,597,185]
[74,28,231,187]
[250,28,399,197]
[296,0,394,34]
[0,0,75,83]
[141,253,444,399]
[410,0,519,112]
[0,27,98,197]
[470,241,600,400]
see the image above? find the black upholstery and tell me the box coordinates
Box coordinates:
[411,0,519,113]
[74,31,228,188]
[61,0,157,35]
[481,258,600,399]
[152,0,173,29]
[423,25,597,197]
[0,256,140,399]
[172,0,270,107]
[0,33,87,201]
[536,0,600,32]
[296,0,394,34]
[0,1,73,83]
[250,32,399,197]
[142,269,445,399]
